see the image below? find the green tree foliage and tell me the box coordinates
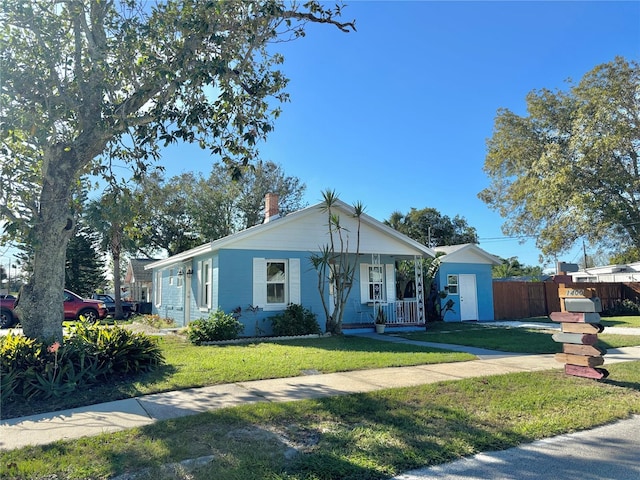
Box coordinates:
[385,208,478,247]
[385,209,477,323]
[609,247,640,265]
[0,0,354,341]
[133,172,203,257]
[479,57,640,259]
[85,188,138,319]
[134,161,306,256]
[65,226,107,296]
[492,257,543,280]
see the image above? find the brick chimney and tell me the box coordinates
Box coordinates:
[264,193,280,223]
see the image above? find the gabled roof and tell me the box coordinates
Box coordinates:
[434,243,501,265]
[146,200,435,270]
[127,258,158,282]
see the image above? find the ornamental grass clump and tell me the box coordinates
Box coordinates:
[186,310,244,345]
[0,321,164,405]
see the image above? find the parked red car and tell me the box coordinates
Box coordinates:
[0,290,108,328]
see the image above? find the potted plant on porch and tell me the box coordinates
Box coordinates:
[373,307,387,334]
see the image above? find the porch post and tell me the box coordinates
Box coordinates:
[414,256,425,324]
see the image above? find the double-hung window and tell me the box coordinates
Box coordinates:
[359,263,395,303]
[447,275,459,295]
[154,270,162,307]
[253,258,300,311]
[266,261,287,305]
[367,265,384,301]
[197,260,212,310]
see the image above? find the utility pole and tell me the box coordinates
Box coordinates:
[583,240,589,269]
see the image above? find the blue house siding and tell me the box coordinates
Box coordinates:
[147,199,438,334]
[154,250,399,335]
[153,267,186,324]
[437,262,495,322]
[216,249,328,337]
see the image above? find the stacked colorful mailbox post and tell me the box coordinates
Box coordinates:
[550,285,608,379]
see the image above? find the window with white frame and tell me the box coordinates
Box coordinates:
[154,270,162,307]
[267,261,287,305]
[169,268,174,285]
[367,265,384,301]
[447,274,459,295]
[359,263,395,303]
[197,260,212,309]
[253,258,300,311]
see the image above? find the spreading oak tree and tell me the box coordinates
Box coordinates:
[132,161,306,256]
[479,57,640,260]
[385,207,479,247]
[0,0,354,341]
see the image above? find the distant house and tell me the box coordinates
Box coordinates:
[145,195,436,335]
[124,258,158,304]
[566,262,640,283]
[433,244,501,322]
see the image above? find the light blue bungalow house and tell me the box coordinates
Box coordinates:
[145,195,437,335]
[433,244,501,322]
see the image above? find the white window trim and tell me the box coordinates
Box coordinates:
[253,257,300,311]
[447,274,459,295]
[266,259,288,309]
[154,270,162,307]
[359,263,395,303]
[197,259,212,311]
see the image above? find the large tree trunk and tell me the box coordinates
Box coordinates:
[16,146,78,343]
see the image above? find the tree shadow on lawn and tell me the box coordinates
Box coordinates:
[1,363,178,421]
[96,388,534,480]
[601,361,640,392]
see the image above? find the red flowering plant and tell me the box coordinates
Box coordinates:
[25,340,77,400]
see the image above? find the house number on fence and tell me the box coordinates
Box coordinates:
[550,284,608,379]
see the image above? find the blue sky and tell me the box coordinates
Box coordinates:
[161,1,640,271]
[3,1,637,275]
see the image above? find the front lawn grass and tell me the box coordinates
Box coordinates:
[2,335,474,419]
[2,361,639,480]
[400,321,640,354]
[600,315,640,328]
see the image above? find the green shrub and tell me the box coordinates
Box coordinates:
[603,299,640,316]
[0,322,164,404]
[269,304,321,337]
[68,321,164,374]
[186,310,244,345]
[0,333,43,403]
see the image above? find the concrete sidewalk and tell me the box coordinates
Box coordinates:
[2,336,639,452]
[395,414,640,480]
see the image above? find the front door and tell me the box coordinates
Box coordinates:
[459,274,478,321]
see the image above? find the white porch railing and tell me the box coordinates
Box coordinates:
[372,300,423,325]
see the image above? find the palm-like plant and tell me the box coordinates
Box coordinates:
[310,190,364,334]
[85,188,137,320]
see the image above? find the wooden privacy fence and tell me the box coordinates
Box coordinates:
[492,281,640,320]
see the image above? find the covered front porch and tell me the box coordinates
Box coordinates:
[342,253,428,332]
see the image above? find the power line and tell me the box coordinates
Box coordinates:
[479,235,537,243]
